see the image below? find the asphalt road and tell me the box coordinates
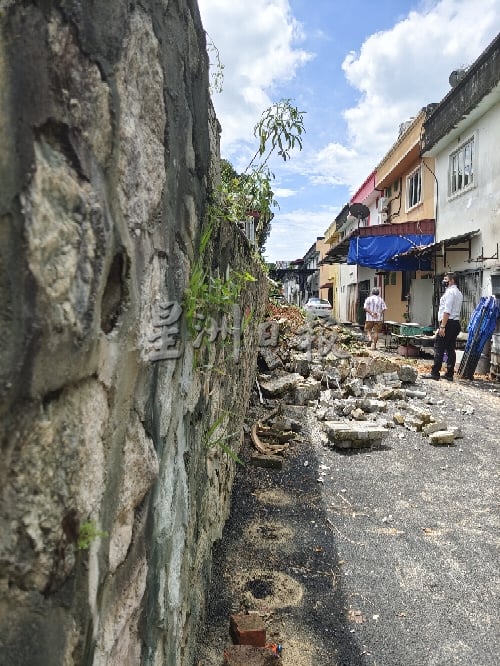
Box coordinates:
[196,369,500,666]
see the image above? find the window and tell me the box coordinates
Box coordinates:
[449,136,474,196]
[384,272,397,286]
[406,167,421,210]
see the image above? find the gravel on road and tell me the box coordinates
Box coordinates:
[196,361,500,666]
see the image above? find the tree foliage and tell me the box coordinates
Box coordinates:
[217,99,306,253]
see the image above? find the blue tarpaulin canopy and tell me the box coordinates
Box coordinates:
[347,234,434,271]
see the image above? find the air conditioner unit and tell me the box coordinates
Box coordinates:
[377,197,388,213]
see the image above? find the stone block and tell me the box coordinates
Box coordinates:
[344,378,364,397]
[230,614,266,647]
[405,417,425,432]
[429,431,456,445]
[324,421,387,448]
[422,421,448,436]
[250,454,283,470]
[393,413,405,425]
[258,348,283,371]
[258,372,304,397]
[397,365,418,383]
[293,380,321,405]
[406,405,432,423]
[405,389,427,399]
[293,355,310,377]
[224,645,279,665]
[358,398,387,413]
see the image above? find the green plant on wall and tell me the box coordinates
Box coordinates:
[77,521,108,551]
[206,32,224,94]
[218,99,306,252]
[203,412,243,464]
[183,94,305,364]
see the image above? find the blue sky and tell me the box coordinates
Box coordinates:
[198,0,500,262]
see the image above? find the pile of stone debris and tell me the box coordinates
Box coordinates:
[252,316,462,463]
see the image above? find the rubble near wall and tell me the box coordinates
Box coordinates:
[0,3,267,665]
[257,313,463,452]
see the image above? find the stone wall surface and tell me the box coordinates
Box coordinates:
[0,2,267,665]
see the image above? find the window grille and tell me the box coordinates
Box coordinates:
[449,137,474,196]
[406,167,421,210]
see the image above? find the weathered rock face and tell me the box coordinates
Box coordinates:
[0,2,267,665]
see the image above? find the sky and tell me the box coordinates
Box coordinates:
[197,0,500,263]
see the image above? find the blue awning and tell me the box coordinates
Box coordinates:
[347,234,434,271]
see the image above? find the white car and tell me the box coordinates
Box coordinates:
[303,297,332,317]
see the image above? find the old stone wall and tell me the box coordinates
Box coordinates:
[0,2,267,665]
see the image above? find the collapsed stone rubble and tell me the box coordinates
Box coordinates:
[256,318,462,450]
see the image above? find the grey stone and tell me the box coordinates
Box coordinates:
[429,431,456,445]
[259,372,305,397]
[397,365,418,383]
[293,380,322,405]
[258,348,283,371]
[423,421,448,436]
[292,354,311,377]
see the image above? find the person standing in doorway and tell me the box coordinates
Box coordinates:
[364,287,387,350]
[423,272,463,381]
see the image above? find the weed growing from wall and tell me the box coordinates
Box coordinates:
[77,521,108,551]
[203,412,243,465]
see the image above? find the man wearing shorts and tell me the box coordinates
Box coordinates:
[364,287,387,350]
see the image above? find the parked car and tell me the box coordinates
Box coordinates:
[303,297,332,317]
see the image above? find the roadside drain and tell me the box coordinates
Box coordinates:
[238,570,304,609]
[245,520,295,549]
[245,578,274,599]
[253,488,294,507]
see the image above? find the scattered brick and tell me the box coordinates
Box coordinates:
[230,613,266,647]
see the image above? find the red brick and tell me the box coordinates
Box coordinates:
[223,645,279,666]
[229,613,266,647]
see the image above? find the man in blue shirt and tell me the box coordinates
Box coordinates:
[423,272,463,381]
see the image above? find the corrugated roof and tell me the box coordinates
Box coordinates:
[393,230,480,258]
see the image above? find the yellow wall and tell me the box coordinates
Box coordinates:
[383,275,406,322]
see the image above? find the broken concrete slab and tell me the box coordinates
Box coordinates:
[323,421,388,449]
[422,420,448,436]
[292,354,311,377]
[429,431,456,445]
[258,348,283,371]
[258,372,304,397]
[293,379,322,405]
[397,365,418,383]
[353,356,399,379]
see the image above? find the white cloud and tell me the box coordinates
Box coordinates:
[198,0,500,261]
[264,206,338,262]
[308,0,500,191]
[199,0,311,156]
[273,187,297,198]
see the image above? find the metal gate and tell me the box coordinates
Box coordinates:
[357,280,371,325]
[432,270,482,329]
